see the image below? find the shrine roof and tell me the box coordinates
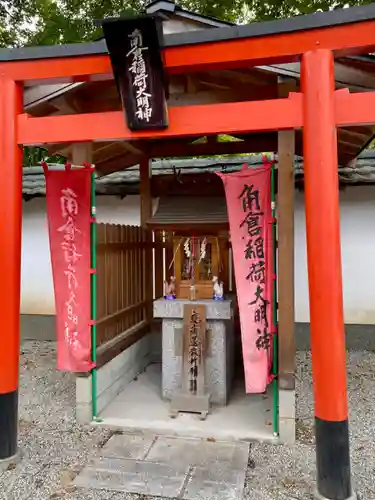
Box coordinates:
[148,196,228,229]
[145,0,235,27]
[1,4,375,62]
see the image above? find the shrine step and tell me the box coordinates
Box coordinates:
[74,433,250,500]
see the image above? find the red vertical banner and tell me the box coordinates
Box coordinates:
[217,163,273,393]
[43,164,94,372]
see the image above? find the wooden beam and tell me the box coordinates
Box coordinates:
[23,82,83,110]
[277,78,296,392]
[339,140,363,151]
[334,61,375,90]
[339,126,373,141]
[96,321,149,369]
[99,152,141,175]
[95,146,130,164]
[168,86,278,107]
[17,95,303,145]
[121,141,147,156]
[52,94,81,115]
[206,69,277,87]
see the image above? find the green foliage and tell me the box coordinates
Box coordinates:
[22,146,66,167]
[2,0,374,49]
[0,0,236,48]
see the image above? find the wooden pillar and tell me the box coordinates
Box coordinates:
[0,78,23,462]
[140,157,152,228]
[277,79,296,393]
[71,142,92,166]
[302,50,353,500]
[140,157,153,324]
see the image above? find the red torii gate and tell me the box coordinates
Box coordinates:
[1,5,374,499]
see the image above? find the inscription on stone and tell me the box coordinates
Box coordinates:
[170,304,210,419]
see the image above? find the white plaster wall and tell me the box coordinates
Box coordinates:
[21,198,54,315]
[21,195,158,315]
[22,188,375,324]
[294,186,375,324]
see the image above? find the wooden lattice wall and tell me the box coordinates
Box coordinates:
[95,224,173,364]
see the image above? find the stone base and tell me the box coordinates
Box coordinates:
[76,333,151,423]
[278,389,296,444]
[154,299,235,407]
[170,393,211,420]
[21,314,55,341]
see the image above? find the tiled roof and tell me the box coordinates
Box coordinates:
[22,152,375,198]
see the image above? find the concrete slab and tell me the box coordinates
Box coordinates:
[146,435,249,471]
[98,363,276,443]
[188,462,247,485]
[74,458,188,497]
[100,432,155,460]
[74,432,250,500]
[185,470,245,500]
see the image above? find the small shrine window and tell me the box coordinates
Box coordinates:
[148,196,230,300]
[198,241,212,281]
[172,236,223,300]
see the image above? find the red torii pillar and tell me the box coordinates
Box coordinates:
[302,49,354,500]
[0,77,23,462]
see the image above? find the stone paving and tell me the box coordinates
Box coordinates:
[75,433,249,499]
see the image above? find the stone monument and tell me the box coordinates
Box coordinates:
[153,298,235,418]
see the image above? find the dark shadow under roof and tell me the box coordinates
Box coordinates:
[1,4,375,62]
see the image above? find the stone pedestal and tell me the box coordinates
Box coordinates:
[153,299,235,406]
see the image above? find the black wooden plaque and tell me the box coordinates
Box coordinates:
[101,15,169,131]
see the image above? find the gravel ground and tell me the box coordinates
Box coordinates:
[1,341,375,500]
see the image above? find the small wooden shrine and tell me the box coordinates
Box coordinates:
[148,195,229,300]
[149,194,234,418]
[173,234,228,300]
